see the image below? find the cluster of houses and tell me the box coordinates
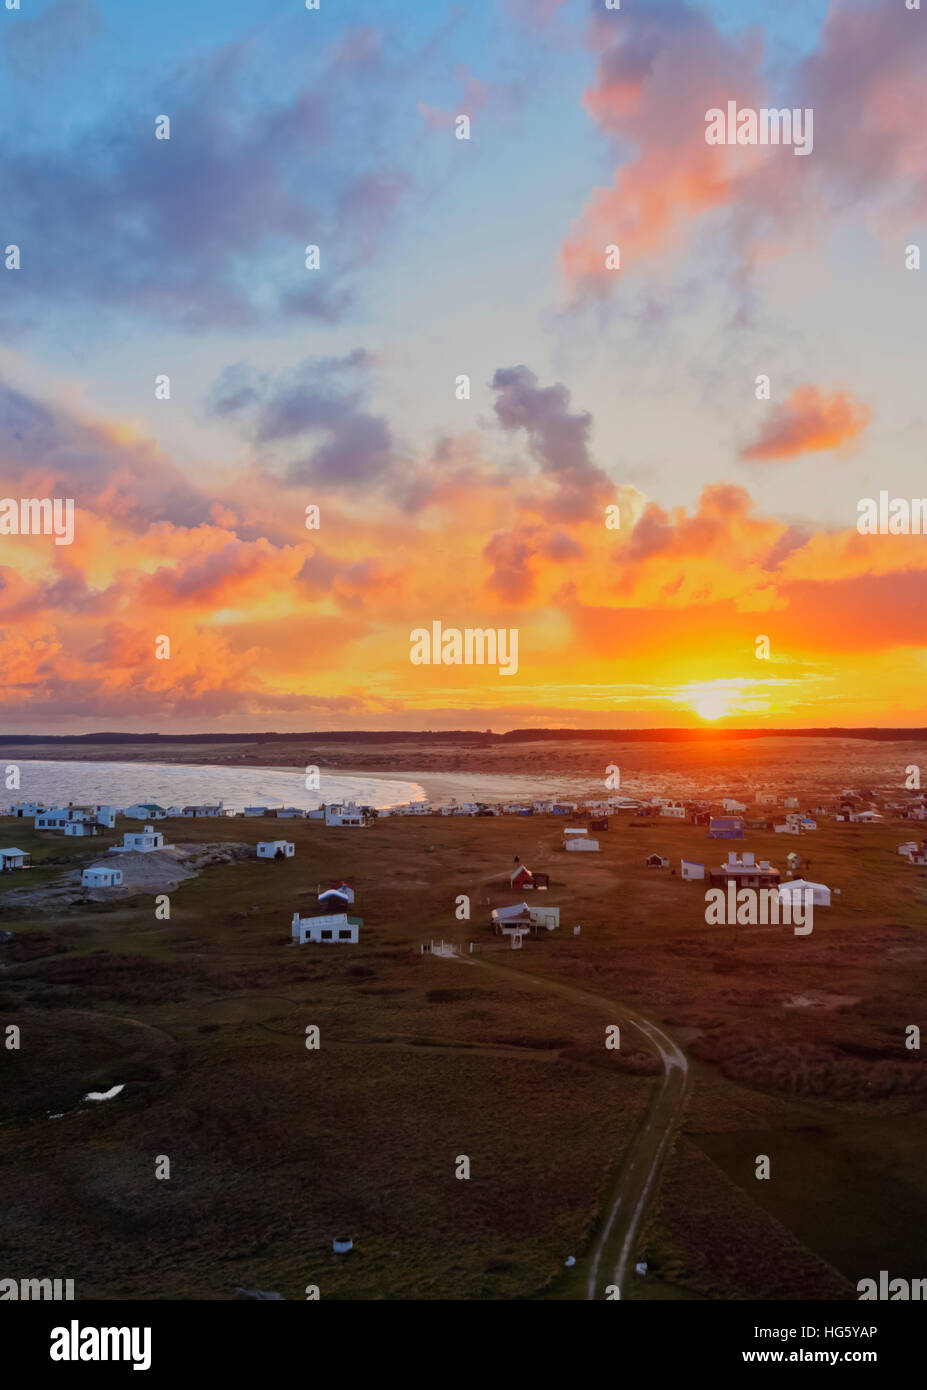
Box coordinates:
[652,849,835,906]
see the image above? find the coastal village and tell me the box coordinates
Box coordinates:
[2,781,925,951]
[2,760,926,1304]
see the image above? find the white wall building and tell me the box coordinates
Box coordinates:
[257,840,295,858]
[722,798,747,813]
[325,803,366,827]
[660,804,687,819]
[681,860,705,880]
[123,803,167,820]
[0,848,30,870]
[111,824,168,854]
[82,865,124,888]
[35,808,81,830]
[291,911,359,944]
[779,878,831,908]
[564,837,599,851]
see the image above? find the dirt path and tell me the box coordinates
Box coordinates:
[431,945,690,1299]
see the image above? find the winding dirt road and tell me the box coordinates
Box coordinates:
[432,945,690,1299]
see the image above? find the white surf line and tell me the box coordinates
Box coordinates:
[586,1016,688,1301]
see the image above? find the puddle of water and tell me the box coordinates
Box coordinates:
[82,1084,125,1102]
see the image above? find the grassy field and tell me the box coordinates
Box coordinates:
[1,808,925,1299]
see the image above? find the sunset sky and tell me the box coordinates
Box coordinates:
[1,0,925,732]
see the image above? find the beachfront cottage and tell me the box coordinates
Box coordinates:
[257,840,295,859]
[707,816,744,840]
[111,824,169,854]
[779,878,831,908]
[646,854,670,868]
[0,848,31,871]
[565,837,599,851]
[182,804,223,819]
[124,803,167,820]
[681,860,705,880]
[709,852,780,889]
[64,820,105,837]
[325,803,367,827]
[82,865,123,888]
[291,911,361,944]
[35,807,82,830]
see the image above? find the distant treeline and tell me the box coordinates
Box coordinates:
[0,728,924,745]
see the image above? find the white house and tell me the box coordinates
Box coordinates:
[123,803,167,820]
[111,824,169,854]
[681,859,705,881]
[182,804,223,818]
[291,911,359,944]
[754,791,778,805]
[82,864,123,888]
[564,837,599,851]
[0,848,30,870]
[64,821,94,837]
[530,904,560,930]
[563,827,588,838]
[722,798,747,813]
[850,810,883,824]
[35,807,82,830]
[774,822,801,835]
[779,878,831,908]
[325,803,366,827]
[10,801,45,818]
[784,797,800,809]
[660,803,687,819]
[244,806,269,817]
[257,840,294,859]
[93,805,117,828]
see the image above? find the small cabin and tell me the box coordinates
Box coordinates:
[257,840,295,859]
[680,859,705,880]
[82,865,123,888]
[0,848,31,871]
[112,825,168,854]
[318,882,355,909]
[511,864,536,889]
[646,854,670,869]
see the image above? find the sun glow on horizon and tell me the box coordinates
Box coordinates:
[673,678,774,723]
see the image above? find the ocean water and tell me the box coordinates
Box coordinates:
[3,761,426,812]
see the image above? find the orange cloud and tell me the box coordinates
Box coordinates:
[739,387,871,462]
